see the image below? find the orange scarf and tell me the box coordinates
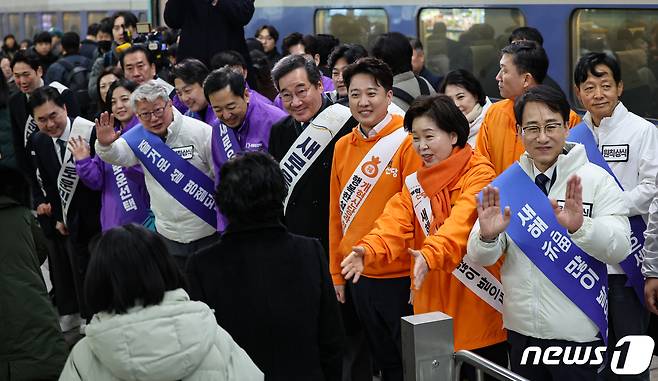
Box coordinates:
[416,145,473,233]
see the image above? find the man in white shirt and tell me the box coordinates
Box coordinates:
[574,52,658,381]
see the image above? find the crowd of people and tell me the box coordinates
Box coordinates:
[1,9,658,381]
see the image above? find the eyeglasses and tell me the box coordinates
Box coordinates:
[521,122,564,138]
[137,103,168,120]
[280,86,310,104]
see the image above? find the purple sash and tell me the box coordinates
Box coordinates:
[491,163,609,343]
[123,125,217,228]
[213,124,241,165]
[108,164,149,223]
[569,123,645,303]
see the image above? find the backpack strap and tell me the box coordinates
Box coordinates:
[392,87,415,106]
[393,75,432,106]
[416,75,431,96]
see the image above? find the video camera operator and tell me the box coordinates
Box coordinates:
[88,11,138,104]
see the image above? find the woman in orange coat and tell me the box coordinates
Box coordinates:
[341,94,507,379]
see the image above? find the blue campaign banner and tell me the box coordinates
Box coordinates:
[491,163,609,343]
[569,123,645,303]
[123,126,217,229]
[213,123,241,165]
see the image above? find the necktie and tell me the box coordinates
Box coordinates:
[57,139,67,162]
[535,173,550,196]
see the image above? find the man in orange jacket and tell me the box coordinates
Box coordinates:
[475,41,581,175]
[329,57,421,380]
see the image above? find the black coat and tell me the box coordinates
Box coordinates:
[268,98,357,252]
[29,120,101,241]
[187,222,345,381]
[164,0,254,68]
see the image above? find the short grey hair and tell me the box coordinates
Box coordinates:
[130,80,170,110]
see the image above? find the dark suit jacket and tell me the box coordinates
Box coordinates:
[187,222,345,381]
[268,98,357,252]
[9,88,81,197]
[29,119,100,241]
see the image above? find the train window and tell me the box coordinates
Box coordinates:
[417,8,525,98]
[41,13,56,31]
[24,14,39,40]
[314,9,388,48]
[88,12,108,26]
[572,8,658,119]
[63,13,81,34]
[9,14,20,37]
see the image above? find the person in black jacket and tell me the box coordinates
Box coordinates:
[187,152,344,380]
[267,54,371,381]
[29,86,101,322]
[268,54,357,252]
[164,0,254,68]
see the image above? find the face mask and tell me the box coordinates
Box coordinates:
[98,40,112,53]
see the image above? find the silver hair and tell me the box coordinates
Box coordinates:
[130,80,170,110]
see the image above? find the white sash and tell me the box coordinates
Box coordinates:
[57,117,94,222]
[24,81,68,147]
[339,126,407,234]
[281,103,353,211]
[405,172,504,313]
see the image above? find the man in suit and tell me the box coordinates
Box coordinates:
[9,50,82,328]
[9,49,80,185]
[267,54,369,381]
[29,86,101,324]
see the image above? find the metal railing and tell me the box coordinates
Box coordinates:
[401,312,528,381]
[453,350,528,381]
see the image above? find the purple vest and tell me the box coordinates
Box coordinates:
[75,116,150,231]
[187,102,285,231]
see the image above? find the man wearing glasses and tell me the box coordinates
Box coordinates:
[267,55,369,379]
[469,85,630,380]
[95,80,216,268]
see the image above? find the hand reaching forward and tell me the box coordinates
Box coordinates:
[68,136,90,161]
[409,248,428,290]
[551,175,583,234]
[476,185,511,241]
[95,111,120,146]
[341,246,365,283]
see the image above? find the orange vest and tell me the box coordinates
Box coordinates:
[475,99,581,175]
[329,115,421,286]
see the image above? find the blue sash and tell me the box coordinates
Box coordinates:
[492,163,609,343]
[186,106,240,165]
[569,123,645,303]
[213,123,241,165]
[123,126,217,228]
